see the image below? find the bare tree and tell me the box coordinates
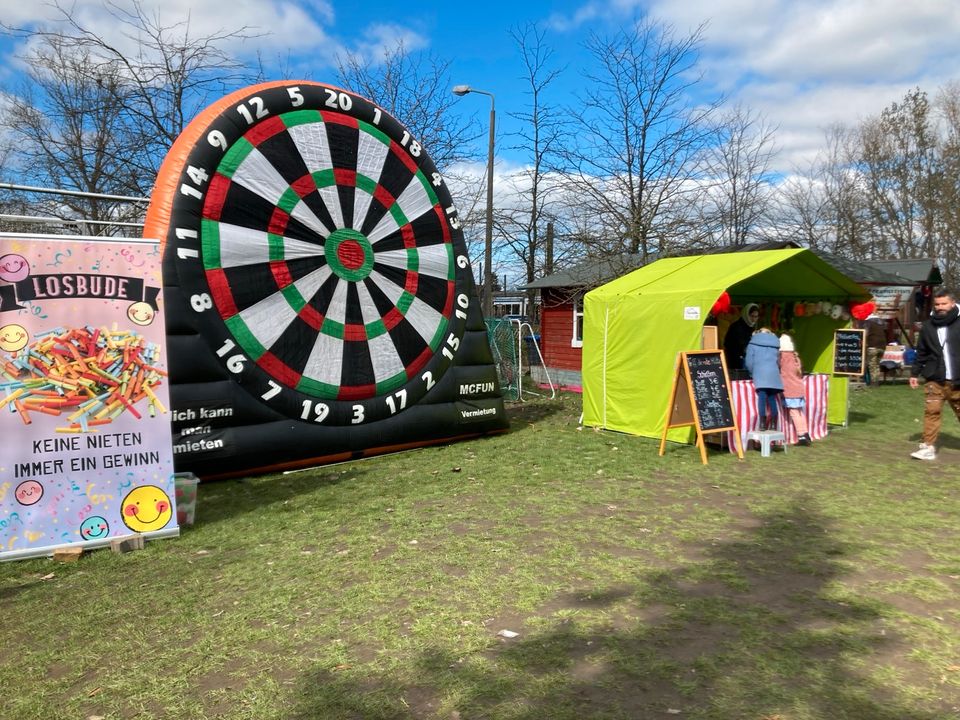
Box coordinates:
[764,123,867,257]
[933,81,960,286]
[855,88,939,259]
[561,18,718,261]
[3,37,142,232]
[816,123,870,257]
[495,22,571,304]
[336,42,480,170]
[769,171,832,250]
[701,104,778,247]
[778,87,956,286]
[2,0,261,202]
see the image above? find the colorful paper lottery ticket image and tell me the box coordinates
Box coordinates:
[1,325,167,432]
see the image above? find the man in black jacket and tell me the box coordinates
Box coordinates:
[909,288,960,460]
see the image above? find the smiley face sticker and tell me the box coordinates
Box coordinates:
[15,480,43,506]
[121,485,173,532]
[126,301,156,326]
[0,324,29,353]
[80,516,110,540]
[0,253,30,282]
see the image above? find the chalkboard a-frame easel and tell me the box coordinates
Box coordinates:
[659,350,743,464]
[833,328,866,376]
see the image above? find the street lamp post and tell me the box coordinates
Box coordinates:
[452,84,495,317]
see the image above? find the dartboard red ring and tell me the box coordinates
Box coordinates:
[163,82,472,427]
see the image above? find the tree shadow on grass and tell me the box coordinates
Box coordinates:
[847,410,876,424]
[192,401,572,529]
[505,397,570,427]
[194,467,366,528]
[289,500,947,719]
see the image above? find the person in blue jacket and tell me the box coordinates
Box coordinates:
[744,327,784,431]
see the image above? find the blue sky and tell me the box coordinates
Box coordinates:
[3,0,959,176]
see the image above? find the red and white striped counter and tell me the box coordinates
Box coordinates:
[727,374,830,451]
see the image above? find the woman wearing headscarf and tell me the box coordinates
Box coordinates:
[723,303,759,372]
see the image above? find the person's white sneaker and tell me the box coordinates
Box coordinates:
[910,443,936,461]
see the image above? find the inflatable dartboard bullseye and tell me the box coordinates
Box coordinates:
[145,81,506,478]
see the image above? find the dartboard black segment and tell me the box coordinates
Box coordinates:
[146,81,506,477]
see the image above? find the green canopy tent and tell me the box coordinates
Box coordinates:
[581,249,871,443]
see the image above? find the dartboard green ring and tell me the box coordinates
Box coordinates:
[324,228,375,282]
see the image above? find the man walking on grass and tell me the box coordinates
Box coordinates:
[910,288,960,460]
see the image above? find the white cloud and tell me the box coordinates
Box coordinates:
[0,0,339,59]
[714,1,957,83]
[342,22,428,64]
[734,81,932,170]
[551,0,960,171]
[0,0,432,81]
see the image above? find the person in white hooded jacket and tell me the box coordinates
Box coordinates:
[779,334,812,445]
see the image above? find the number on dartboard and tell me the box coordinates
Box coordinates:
[287,86,304,107]
[215,339,246,374]
[186,165,209,187]
[351,405,365,424]
[262,380,282,401]
[208,130,228,151]
[190,293,212,312]
[441,333,461,360]
[324,88,352,111]
[446,206,461,230]
[422,371,436,391]
[237,97,268,125]
[385,389,407,415]
[455,293,468,320]
[180,183,202,200]
[300,400,330,423]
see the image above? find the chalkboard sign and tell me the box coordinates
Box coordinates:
[660,350,742,464]
[833,328,865,376]
[686,352,736,431]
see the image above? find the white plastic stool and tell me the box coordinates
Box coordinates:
[745,430,787,457]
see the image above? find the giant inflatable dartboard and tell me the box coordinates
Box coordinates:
[145,81,506,477]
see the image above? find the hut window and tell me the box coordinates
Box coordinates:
[572,297,584,348]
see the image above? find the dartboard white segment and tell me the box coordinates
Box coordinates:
[287,121,335,175]
[238,289,300,350]
[216,223,327,268]
[302,331,344,386]
[230,147,297,209]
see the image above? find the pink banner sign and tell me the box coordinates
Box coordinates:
[0,234,176,561]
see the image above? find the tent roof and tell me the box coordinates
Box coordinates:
[814,252,905,284]
[520,253,647,290]
[589,248,870,302]
[865,258,942,285]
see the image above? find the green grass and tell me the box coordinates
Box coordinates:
[2,383,960,719]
